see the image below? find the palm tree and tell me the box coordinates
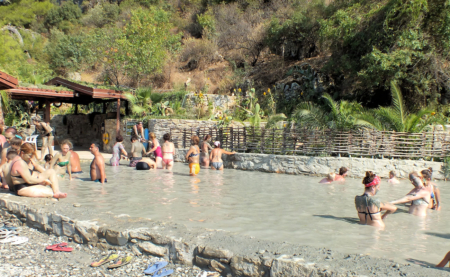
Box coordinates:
[124,88,152,118]
[292,93,369,130]
[359,81,443,132]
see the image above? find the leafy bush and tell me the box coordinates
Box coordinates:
[180,38,218,70]
[44,1,82,30]
[81,3,120,28]
[0,0,53,27]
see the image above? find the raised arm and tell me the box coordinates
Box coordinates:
[222,149,236,155]
[49,153,60,169]
[380,202,397,219]
[391,191,429,205]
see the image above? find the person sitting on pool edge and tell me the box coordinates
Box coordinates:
[335,167,348,181]
[390,171,432,217]
[355,171,397,228]
[136,157,156,170]
[319,172,336,184]
[387,171,400,184]
[89,143,106,183]
[10,143,67,199]
[185,135,200,176]
[210,141,236,170]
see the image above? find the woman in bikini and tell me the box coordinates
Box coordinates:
[50,140,72,180]
[31,115,54,161]
[161,133,175,170]
[185,135,200,176]
[390,172,432,217]
[421,168,441,210]
[355,171,397,228]
[147,132,163,169]
[10,143,66,199]
[209,141,236,170]
[110,135,128,166]
[200,135,212,167]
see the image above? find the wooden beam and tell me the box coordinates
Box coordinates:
[44,100,51,123]
[116,99,121,135]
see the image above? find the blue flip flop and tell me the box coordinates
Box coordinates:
[144,261,168,275]
[153,268,174,277]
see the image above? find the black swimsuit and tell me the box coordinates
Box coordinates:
[10,160,35,194]
[357,194,381,221]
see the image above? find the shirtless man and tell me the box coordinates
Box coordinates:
[0,128,18,166]
[209,141,236,170]
[355,171,397,228]
[132,121,146,142]
[69,143,82,174]
[335,167,348,181]
[89,143,106,183]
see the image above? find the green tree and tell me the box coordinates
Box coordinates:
[124,88,152,118]
[0,0,53,27]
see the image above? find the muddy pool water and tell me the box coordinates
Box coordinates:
[61,163,450,265]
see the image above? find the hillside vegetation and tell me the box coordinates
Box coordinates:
[1,0,450,124]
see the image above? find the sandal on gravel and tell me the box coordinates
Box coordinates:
[153,268,174,277]
[144,261,168,275]
[91,254,119,267]
[51,245,73,252]
[107,256,133,269]
[45,242,68,250]
[10,236,28,245]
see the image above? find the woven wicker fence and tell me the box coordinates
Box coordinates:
[170,127,450,159]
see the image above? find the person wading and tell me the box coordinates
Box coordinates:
[355,171,397,228]
[200,135,212,168]
[390,172,431,217]
[161,133,175,170]
[89,143,106,184]
[50,140,72,180]
[209,141,235,170]
[185,135,200,176]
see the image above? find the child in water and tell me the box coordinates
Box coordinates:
[44,154,53,170]
[319,172,336,184]
[387,171,399,184]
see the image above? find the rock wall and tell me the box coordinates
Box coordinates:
[183,93,236,112]
[174,151,445,180]
[51,114,106,148]
[102,119,131,153]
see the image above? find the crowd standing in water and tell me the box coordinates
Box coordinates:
[2,120,450,268]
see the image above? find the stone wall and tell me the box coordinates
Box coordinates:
[51,114,106,148]
[183,93,236,112]
[103,119,131,153]
[174,150,445,180]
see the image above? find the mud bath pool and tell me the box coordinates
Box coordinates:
[56,163,448,265]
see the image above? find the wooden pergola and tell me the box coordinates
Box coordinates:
[0,72,128,134]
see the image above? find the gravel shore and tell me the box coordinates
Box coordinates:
[0,216,218,277]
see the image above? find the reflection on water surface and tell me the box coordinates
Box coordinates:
[61,163,450,264]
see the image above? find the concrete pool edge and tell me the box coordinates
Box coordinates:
[0,195,447,277]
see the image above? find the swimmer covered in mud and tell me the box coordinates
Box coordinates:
[421,168,441,210]
[390,172,431,217]
[355,171,397,228]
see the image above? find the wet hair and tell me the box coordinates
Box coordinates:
[6,149,18,160]
[44,154,53,162]
[204,134,211,141]
[90,143,100,149]
[191,135,200,145]
[339,167,348,176]
[60,139,73,149]
[389,171,396,177]
[421,168,433,180]
[149,132,156,140]
[327,172,336,181]
[131,135,139,142]
[116,135,124,142]
[20,143,37,156]
[5,127,17,135]
[409,172,423,187]
[163,133,171,141]
[10,135,23,146]
[362,171,376,185]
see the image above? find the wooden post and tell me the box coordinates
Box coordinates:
[116,99,121,135]
[74,104,78,115]
[125,101,129,115]
[44,100,51,123]
[103,102,107,114]
[230,127,234,151]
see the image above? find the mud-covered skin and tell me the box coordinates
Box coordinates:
[355,194,383,227]
[355,194,381,210]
